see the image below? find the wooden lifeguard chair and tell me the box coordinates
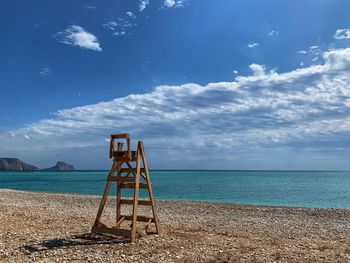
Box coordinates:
[91,134,161,242]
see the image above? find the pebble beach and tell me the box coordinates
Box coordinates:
[0,189,349,262]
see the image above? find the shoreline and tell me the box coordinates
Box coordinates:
[1,187,349,210]
[1,189,349,262]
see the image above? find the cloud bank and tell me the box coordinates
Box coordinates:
[2,46,350,169]
[53,25,102,51]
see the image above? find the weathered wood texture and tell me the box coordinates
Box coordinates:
[91,134,161,242]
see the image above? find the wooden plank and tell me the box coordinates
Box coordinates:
[114,157,135,162]
[126,138,131,161]
[109,139,115,159]
[116,142,123,223]
[113,216,125,229]
[114,150,137,157]
[117,142,123,150]
[144,219,152,233]
[117,177,135,183]
[120,182,148,189]
[131,147,141,242]
[139,141,162,234]
[107,176,118,181]
[94,181,112,220]
[126,162,135,172]
[120,199,152,206]
[91,226,131,237]
[111,134,129,139]
[136,228,146,238]
[120,168,146,173]
[93,161,118,226]
[121,215,155,223]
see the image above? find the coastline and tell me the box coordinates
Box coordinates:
[1,189,349,262]
[1,187,350,210]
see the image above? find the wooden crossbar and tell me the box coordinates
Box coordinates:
[120,183,148,189]
[91,134,161,242]
[144,219,152,232]
[120,168,146,173]
[91,226,131,237]
[120,215,155,222]
[113,216,125,229]
[117,177,136,183]
[120,199,152,206]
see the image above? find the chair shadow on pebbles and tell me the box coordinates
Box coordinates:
[22,233,129,253]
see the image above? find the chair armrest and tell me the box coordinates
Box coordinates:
[109,134,131,160]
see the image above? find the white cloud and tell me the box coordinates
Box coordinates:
[334,29,350,40]
[139,0,150,11]
[126,11,136,18]
[297,50,308,54]
[39,65,51,77]
[247,42,259,48]
[296,45,323,65]
[163,0,186,8]
[53,25,102,52]
[103,21,117,31]
[249,64,265,76]
[103,15,136,36]
[8,132,16,138]
[84,5,97,10]
[233,70,238,75]
[268,30,279,37]
[24,134,30,140]
[114,31,126,36]
[164,0,176,7]
[2,46,350,168]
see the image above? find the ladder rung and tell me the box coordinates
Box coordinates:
[120,199,152,206]
[107,176,118,181]
[136,228,146,238]
[144,219,152,232]
[111,134,129,139]
[113,216,125,229]
[113,150,137,158]
[120,168,146,173]
[120,183,148,189]
[117,177,135,183]
[115,157,136,162]
[121,215,155,222]
[91,226,131,237]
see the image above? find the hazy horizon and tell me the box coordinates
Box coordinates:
[1,0,350,170]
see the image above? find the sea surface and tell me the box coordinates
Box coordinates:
[0,170,349,209]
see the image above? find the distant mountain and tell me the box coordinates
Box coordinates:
[42,161,75,171]
[0,158,39,171]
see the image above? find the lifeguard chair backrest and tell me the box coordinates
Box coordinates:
[109,133,131,160]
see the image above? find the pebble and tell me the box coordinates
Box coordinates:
[0,189,349,262]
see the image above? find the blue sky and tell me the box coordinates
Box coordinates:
[1,0,350,169]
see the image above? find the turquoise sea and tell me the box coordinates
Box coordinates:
[0,170,349,209]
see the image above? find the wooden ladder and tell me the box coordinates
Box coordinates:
[91,134,161,242]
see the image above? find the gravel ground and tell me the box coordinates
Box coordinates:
[0,189,349,262]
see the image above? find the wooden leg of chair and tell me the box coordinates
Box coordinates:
[116,143,123,223]
[93,180,112,226]
[131,145,141,242]
[139,141,161,234]
[93,161,118,226]
[116,181,122,222]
